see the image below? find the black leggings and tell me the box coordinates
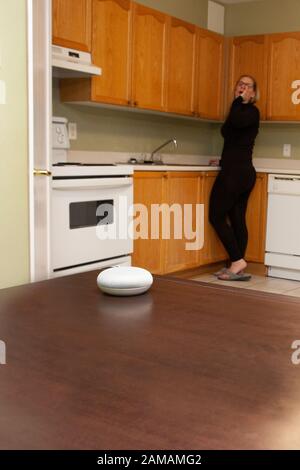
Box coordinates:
[209,167,256,262]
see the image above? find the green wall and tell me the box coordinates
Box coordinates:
[212,122,300,159]
[137,0,208,28]
[225,0,300,36]
[0,0,29,289]
[53,80,215,156]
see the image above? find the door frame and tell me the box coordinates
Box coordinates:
[27,0,52,282]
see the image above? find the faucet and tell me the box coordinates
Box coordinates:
[147,138,177,164]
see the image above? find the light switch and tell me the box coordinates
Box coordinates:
[68,122,77,140]
[0,80,6,104]
[283,144,291,158]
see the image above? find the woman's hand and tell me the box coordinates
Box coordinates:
[240,87,254,103]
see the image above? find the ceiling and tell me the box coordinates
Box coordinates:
[217,0,263,4]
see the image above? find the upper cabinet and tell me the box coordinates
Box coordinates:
[267,32,300,121]
[52,0,92,52]
[58,1,224,120]
[228,35,268,120]
[131,3,168,111]
[53,1,300,122]
[91,0,133,106]
[166,18,197,116]
[196,29,224,120]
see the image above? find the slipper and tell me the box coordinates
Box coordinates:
[217,269,251,281]
[213,267,245,277]
[213,267,227,276]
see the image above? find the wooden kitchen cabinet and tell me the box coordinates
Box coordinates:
[60,0,169,111]
[91,0,133,105]
[60,0,133,106]
[199,171,267,266]
[58,1,225,119]
[196,28,224,120]
[163,172,203,273]
[52,0,92,52]
[267,32,300,120]
[131,3,168,111]
[132,172,166,274]
[133,171,267,274]
[245,172,268,263]
[200,172,227,265]
[227,35,268,120]
[166,18,197,116]
[133,171,203,274]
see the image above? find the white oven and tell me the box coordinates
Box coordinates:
[51,164,133,276]
[50,117,134,277]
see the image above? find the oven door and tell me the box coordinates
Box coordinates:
[51,177,133,271]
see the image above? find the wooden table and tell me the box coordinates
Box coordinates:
[0,271,300,450]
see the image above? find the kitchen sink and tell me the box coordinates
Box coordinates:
[158,163,210,167]
[124,162,211,166]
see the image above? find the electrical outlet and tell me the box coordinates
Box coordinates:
[68,122,77,140]
[283,144,291,158]
[0,80,6,104]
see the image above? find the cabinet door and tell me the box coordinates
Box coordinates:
[196,28,224,120]
[132,172,166,274]
[166,18,197,116]
[228,35,268,120]
[91,0,132,105]
[267,32,300,120]
[52,0,92,52]
[200,172,227,265]
[131,3,168,111]
[245,173,267,263]
[164,172,203,273]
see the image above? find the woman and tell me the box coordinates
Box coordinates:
[209,75,260,281]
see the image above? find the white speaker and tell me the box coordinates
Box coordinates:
[97,266,153,296]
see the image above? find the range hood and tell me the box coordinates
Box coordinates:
[52,45,102,78]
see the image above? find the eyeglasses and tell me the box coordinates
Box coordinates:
[237,81,254,89]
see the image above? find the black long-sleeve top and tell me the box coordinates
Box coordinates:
[220,96,260,170]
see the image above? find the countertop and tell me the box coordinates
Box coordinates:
[66,151,300,175]
[1,270,300,449]
[128,164,300,175]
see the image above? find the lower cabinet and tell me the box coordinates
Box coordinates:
[132,171,267,274]
[132,171,203,274]
[163,172,203,273]
[132,172,166,274]
[245,172,268,263]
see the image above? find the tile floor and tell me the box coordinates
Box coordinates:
[190,272,300,297]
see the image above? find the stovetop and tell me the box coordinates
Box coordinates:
[53,162,116,166]
[51,161,133,178]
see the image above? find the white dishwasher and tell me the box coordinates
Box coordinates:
[265,174,300,281]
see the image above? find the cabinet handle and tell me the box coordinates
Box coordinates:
[134,101,138,106]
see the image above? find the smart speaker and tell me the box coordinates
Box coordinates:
[97,266,153,296]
